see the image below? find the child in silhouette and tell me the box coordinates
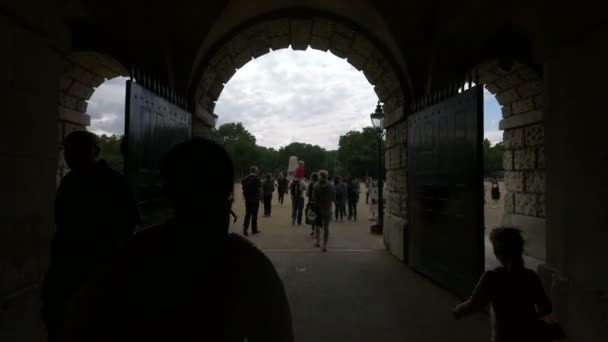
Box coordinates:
[453,227,552,342]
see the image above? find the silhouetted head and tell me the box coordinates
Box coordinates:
[162,139,234,227]
[310,172,319,182]
[250,166,258,175]
[334,176,340,184]
[490,227,525,268]
[63,130,100,170]
[266,173,272,180]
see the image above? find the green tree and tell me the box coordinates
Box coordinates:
[337,127,383,178]
[97,134,124,173]
[483,138,504,176]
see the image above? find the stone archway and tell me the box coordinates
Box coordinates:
[473,60,546,260]
[190,14,407,137]
[57,52,128,181]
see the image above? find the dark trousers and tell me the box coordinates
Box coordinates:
[278,192,285,204]
[335,202,346,220]
[263,195,272,216]
[244,200,260,232]
[366,193,370,204]
[348,198,358,220]
[292,196,304,225]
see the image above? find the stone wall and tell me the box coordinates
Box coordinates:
[476,61,546,259]
[383,107,408,260]
[0,9,69,341]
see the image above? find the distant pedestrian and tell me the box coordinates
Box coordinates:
[365,177,372,204]
[334,176,347,221]
[277,173,288,205]
[290,179,305,225]
[347,177,360,221]
[262,173,274,217]
[241,166,262,236]
[306,173,319,237]
[313,170,335,252]
[454,227,555,342]
[491,177,501,208]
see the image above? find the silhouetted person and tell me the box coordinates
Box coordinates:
[491,177,501,208]
[277,173,288,205]
[306,172,319,237]
[347,177,359,220]
[41,130,139,341]
[454,227,552,342]
[262,173,274,216]
[242,166,262,235]
[334,176,347,221]
[313,170,335,252]
[60,138,294,342]
[290,179,304,225]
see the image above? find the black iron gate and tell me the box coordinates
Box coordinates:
[407,84,484,298]
[124,77,192,227]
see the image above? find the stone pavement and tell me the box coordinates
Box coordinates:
[229,184,489,341]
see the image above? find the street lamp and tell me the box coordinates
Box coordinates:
[370,101,385,234]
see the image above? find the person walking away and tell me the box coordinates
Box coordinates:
[369,180,379,219]
[290,178,305,225]
[277,173,288,205]
[41,131,140,341]
[262,173,274,217]
[313,170,335,252]
[242,166,262,236]
[491,177,501,208]
[365,177,372,204]
[334,176,347,221]
[306,173,319,236]
[347,177,360,221]
[60,138,294,342]
[453,227,554,342]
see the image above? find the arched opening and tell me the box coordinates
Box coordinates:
[87,76,129,173]
[213,47,384,249]
[57,52,128,181]
[472,60,546,268]
[190,14,406,139]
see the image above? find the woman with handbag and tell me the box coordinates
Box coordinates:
[453,227,563,342]
[305,173,319,237]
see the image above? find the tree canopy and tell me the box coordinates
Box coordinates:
[94,123,503,181]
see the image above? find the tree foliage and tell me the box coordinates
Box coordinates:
[337,127,383,179]
[483,138,504,176]
[97,134,124,173]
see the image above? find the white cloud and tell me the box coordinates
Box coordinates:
[485,130,503,146]
[215,48,377,150]
[87,77,128,136]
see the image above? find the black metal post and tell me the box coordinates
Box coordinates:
[372,132,384,234]
[377,134,384,230]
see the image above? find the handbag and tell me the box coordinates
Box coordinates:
[305,202,318,224]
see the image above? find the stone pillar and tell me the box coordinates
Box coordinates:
[500,114,546,259]
[383,107,408,261]
[0,10,69,342]
[540,27,608,341]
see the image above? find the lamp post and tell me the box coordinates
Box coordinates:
[370,101,385,234]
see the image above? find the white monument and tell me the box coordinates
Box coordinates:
[287,156,298,181]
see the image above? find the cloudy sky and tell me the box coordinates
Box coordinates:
[87,48,503,149]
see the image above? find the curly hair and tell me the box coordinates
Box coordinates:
[490,227,525,265]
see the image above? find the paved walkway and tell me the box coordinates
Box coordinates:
[229,185,489,341]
